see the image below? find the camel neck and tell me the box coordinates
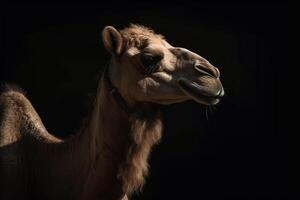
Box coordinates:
[104,64,132,115]
[76,72,162,199]
[78,75,130,199]
[89,75,130,161]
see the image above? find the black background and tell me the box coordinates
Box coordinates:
[0,2,288,199]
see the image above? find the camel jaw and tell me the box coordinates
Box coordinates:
[177,78,223,105]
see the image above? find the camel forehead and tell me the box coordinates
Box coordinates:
[120,24,168,49]
[120,24,164,40]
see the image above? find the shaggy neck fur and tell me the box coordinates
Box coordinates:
[78,72,162,197]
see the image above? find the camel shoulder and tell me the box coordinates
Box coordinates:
[0,85,61,146]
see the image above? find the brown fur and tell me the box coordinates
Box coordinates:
[119,108,162,194]
[0,83,27,96]
[120,24,164,49]
[78,77,163,195]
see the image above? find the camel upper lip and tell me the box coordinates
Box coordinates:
[178,79,223,105]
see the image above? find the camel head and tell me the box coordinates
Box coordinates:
[102,24,224,107]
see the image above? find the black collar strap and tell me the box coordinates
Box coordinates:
[104,65,132,115]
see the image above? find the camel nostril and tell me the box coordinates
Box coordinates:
[194,64,217,77]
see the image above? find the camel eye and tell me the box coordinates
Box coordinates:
[140,53,162,74]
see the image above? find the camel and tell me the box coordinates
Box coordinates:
[0,24,224,200]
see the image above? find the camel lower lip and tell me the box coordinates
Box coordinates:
[178,79,220,105]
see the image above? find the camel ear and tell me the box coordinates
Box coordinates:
[102,26,123,56]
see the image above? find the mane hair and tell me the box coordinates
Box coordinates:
[118,107,163,195]
[120,24,165,49]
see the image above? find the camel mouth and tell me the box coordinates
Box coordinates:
[178,79,223,105]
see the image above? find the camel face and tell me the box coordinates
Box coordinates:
[102,25,224,106]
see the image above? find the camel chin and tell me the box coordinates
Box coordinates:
[177,78,221,106]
